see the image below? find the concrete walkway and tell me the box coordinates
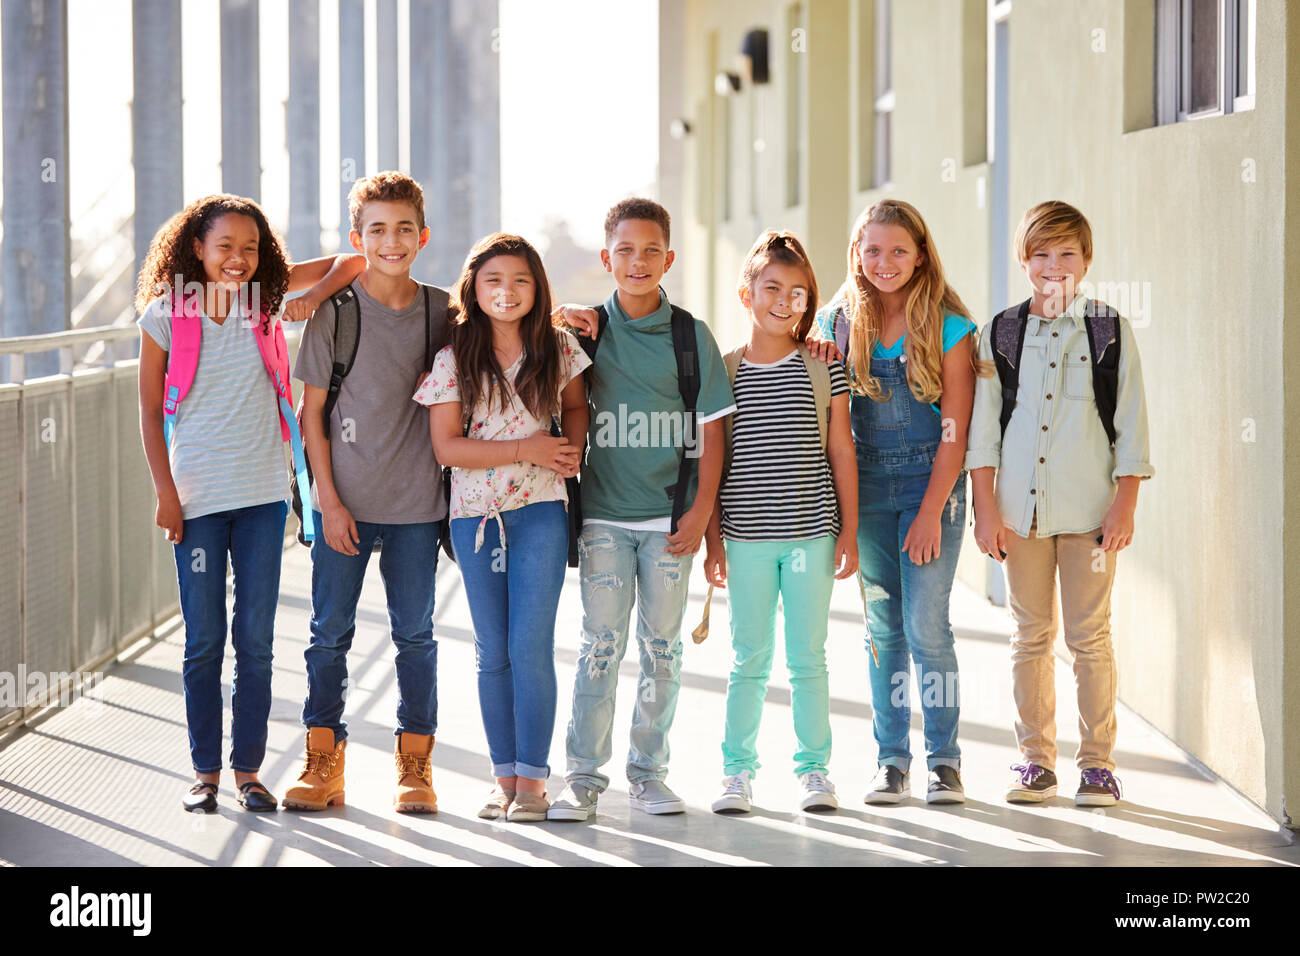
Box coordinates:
[1,544,1295,867]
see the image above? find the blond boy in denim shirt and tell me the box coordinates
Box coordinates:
[966,201,1154,807]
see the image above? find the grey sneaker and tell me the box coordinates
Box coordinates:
[1005,763,1058,803]
[547,782,598,821]
[864,765,909,805]
[926,766,966,805]
[798,771,839,811]
[628,779,686,815]
[711,771,754,814]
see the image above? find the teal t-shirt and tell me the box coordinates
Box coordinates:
[813,303,975,414]
[581,289,736,523]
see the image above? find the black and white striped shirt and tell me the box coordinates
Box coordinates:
[720,350,850,541]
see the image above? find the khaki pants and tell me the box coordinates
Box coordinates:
[1004,519,1118,772]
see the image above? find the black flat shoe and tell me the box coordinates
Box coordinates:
[183,781,218,813]
[237,781,278,812]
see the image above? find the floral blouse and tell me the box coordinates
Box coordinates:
[412,330,591,553]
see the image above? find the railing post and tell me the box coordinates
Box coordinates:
[289,0,322,260]
[338,0,365,250]
[377,0,399,171]
[1,0,72,380]
[131,0,184,285]
[220,0,261,200]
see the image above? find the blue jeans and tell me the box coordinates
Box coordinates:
[563,523,693,791]
[858,477,966,771]
[853,353,966,772]
[302,511,440,741]
[451,501,567,781]
[174,499,287,774]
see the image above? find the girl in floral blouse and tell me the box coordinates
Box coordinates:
[414,233,589,822]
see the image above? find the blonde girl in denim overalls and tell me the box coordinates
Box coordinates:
[815,199,988,806]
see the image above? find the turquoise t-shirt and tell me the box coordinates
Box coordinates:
[581,289,737,523]
[813,303,975,414]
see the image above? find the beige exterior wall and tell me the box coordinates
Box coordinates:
[661,0,1298,827]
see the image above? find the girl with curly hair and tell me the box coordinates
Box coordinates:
[135,194,364,814]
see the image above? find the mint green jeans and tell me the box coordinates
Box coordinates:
[721,535,835,777]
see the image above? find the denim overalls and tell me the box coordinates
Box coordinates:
[852,348,965,773]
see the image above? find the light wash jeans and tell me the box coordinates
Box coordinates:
[562,523,694,792]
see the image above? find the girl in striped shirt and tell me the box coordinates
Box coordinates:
[703,231,858,814]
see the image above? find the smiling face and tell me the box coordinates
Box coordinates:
[1021,238,1089,303]
[192,213,260,292]
[741,260,812,338]
[856,222,925,296]
[474,253,536,325]
[350,199,429,275]
[601,218,674,295]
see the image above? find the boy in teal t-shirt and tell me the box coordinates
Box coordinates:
[549,198,735,820]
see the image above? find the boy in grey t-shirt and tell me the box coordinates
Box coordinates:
[283,172,451,815]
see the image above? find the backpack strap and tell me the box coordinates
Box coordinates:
[798,343,832,454]
[161,294,203,447]
[249,310,314,541]
[576,305,609,364]
[831,304,850,364]
[668,305,701,535]
[1083,299,1121,446]
[991,298,1031,438]
[720,344,746,481]
[323,285,362,432]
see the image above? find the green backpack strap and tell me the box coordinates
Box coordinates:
[797,343,831,455]
[721,344,746,481]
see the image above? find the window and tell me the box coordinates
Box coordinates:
[1157,0,1255,124]
[872,0,893,187]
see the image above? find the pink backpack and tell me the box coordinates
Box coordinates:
[162,294,315,540]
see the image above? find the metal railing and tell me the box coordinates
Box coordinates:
[0,326,178,732]
[0,322,309,734]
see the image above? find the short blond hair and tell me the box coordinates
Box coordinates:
[1015,200,1093,264]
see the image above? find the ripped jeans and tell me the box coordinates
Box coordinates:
[857,473,966,772]
[562,522,693,792]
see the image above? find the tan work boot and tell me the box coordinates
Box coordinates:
[394,732,437,814]
[282,727,346,811]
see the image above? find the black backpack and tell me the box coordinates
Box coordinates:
[578,303,702,535]
[989,298,1121,445]
[290,284,444,546]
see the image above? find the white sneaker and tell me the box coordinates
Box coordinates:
[711,771,754,814]
[798,770,839,811]
[628,779,686,815]
[547,782,598,821]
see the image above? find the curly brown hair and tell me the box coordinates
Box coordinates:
[603,197,670,247]
[449,233,562,423]
[134,194,290,333]
[347,171,426,234]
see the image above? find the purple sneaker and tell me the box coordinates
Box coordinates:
[1075,768,1122,807]
[1005,762,1058,803]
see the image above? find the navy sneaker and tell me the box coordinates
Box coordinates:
[1075,768,1122,807]
[1005,762,1058,803]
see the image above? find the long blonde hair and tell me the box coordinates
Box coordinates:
[841,199,981,404]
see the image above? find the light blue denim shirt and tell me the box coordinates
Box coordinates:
[965,295,1155,538]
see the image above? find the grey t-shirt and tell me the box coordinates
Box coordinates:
[138,296,288,520]
[293,280,449,524]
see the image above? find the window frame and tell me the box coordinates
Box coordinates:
[1157,0,1255,125]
